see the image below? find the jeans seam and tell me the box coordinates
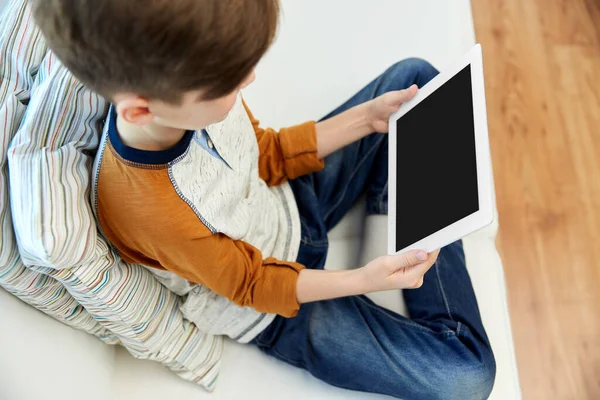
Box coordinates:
[377,180,388,213]
[254,328,278,349]
[271,346,306,368]
[435,262,455,322]
[323,135,385,221]
[299,216,313,245]
[354,296,454,336]
[302,240,329,248]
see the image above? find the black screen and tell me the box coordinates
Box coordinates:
[395,65,479,251]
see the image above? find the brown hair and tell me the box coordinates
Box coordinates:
[30,0,280,102]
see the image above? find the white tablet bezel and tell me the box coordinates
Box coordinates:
[388,44,494,255]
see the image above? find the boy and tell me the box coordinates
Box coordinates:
[32,0,496,398]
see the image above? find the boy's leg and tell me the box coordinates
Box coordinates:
[253,58,496,398]
[253,241,496,400]
[312,58,440,231]
[288,58,438,270]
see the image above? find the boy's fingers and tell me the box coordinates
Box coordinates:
[405,84,419,97]
[428,249,441,264]
[396,85,419,104]
[404,251,438,278]
[384,85,418,107]
[410,276,424,289]
[387,250,428,270]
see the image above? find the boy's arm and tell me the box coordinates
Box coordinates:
[243,101,324,186]
[244,86,419,181]
[315,85,419,158]
[122,215,436,318]
[313,103,373,159]
[119,215,371,317]
[99,184,364,317]
[99,174,438,317]
[149,229,307,317]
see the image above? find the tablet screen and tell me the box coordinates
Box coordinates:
[395,65,479,251]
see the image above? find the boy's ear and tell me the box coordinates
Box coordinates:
[114,95,154,126]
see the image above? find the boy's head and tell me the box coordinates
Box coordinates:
[31,0,279,129]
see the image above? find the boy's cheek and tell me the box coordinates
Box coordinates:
[209,94,239,123]
[220,92,239,112]
[156,93,238,129]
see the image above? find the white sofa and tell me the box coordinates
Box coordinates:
[0,1,521,399]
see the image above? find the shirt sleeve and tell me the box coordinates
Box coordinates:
[97,156,305,317]
[243,100,324,186]
[150,230,305,318]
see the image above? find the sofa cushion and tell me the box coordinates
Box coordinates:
[0,287,116,400]
[5,0,223,390]
[0,0,117,343]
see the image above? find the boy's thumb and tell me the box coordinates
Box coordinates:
[393,250,428,269]
[390,85,418,106]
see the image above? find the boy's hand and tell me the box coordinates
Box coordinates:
[366,84,418,133]
[315,84,418,158]
[359,249,440,292]
[295,249,440,306]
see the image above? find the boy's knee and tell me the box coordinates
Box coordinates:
[385,58,440,88]
[386,353,496,400]
[396,57,439,77]
[428,356,497,400]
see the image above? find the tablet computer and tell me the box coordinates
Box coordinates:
[388,44,494,255]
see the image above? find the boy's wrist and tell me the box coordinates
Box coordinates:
[315,103,374,159]
[346,102,376,137]
[359,101,378,133]
[346,267,370,295]
[296,268,368,304]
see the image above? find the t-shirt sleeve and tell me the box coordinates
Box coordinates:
[150,228,305,318]
[96,151,305,318]
[243,100,324,186]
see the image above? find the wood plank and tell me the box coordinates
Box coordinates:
[471,0,600,398]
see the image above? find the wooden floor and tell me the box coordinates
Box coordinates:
[471,0,600,398]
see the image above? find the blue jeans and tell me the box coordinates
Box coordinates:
[252,59,496,400]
